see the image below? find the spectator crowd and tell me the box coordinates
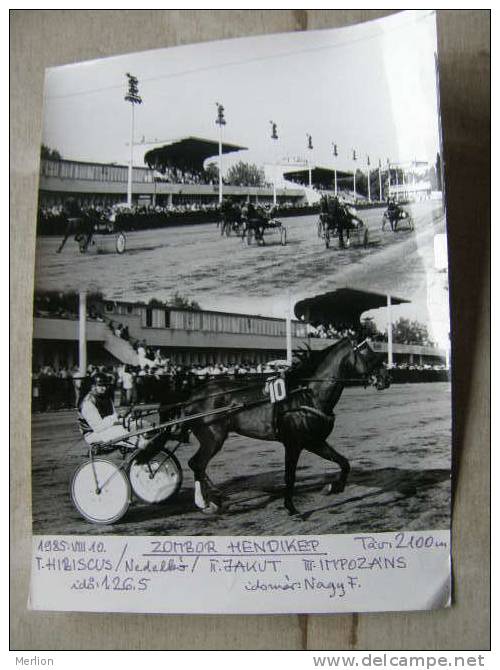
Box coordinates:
[32,358,290,413]
[37,199,314,236]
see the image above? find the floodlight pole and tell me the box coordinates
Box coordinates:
[366,155,371,202]
[306,134,313,188]
[386,294,393,369]
[124,73,142,208]
[332,142,338,196]
[270,121,278,206]
[352,149,357,199]
[127,104,135,207]
[216,102,226,205]
[78,291,87,377]
[218,123,223,204]
[286,291,293,366]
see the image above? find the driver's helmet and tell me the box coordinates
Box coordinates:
[91,372,110,388]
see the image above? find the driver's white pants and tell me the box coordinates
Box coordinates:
[84,419,151,447]
[84,425,132,446]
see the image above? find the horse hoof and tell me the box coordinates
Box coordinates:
[201,502,220,515]
[324,482,345,495]
[285,502,301,517]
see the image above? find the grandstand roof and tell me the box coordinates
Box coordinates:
[144,136,247,173]
[294,288,409,327]
[283,166,351,188]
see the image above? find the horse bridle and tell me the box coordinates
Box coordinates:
[301,338,376,385]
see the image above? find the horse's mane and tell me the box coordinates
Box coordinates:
[286,338,351,388]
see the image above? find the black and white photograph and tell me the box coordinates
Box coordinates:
[29,10,453,613]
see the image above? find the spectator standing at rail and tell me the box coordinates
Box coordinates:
[121,365,134,406]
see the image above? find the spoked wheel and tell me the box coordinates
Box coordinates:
[317,220,323,238]
[363,228,369,248]
[129,449,182,503]
[71,458,130,524]
[280,227,287,246]
[408,216,414,231]
[246,229,253,245]
[324,229,330,249]
[115,232,127,254]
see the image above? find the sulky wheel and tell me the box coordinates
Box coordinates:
[129,449,182,504]
[280,227,287,246]
[363,228,369,248]
[115,232,127,254]
[325,228,330,249]
[71,458,130,524]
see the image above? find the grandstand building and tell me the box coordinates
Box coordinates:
[33,299,447,371]
[38,136,307,211]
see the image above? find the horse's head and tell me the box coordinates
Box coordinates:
[311,337,367,382]
[353,339,390,388]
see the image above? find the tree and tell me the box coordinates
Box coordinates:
[226,161,265,187]
[428,164,438,191]
[147,294,201,310]
[170,293,201,310]
[204,162,219,182]
[41,144,62,160]
[360,317,383,340]
[392,318,433,346]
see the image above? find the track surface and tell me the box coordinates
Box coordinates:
[32,382,451,537]
[35,202,445,310]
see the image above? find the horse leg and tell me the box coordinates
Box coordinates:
[303,440,350,495]
[188,423,228,513]
[338,226,345,249]
[57,230,70,253]
[283,442,302,516]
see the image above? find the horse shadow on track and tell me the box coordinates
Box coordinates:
[117,466,450,532]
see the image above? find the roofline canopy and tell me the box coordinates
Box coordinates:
[144,136,247,174]
[283,166,353,188]
[294,288,410,327]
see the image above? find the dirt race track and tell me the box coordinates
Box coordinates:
[31,382,451,537]
[34,201,445,309]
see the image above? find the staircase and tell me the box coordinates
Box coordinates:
[103,330,140,365]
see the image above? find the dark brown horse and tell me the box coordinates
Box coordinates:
[183,338,387,516]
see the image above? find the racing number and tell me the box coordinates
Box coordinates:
[269,378,287,403]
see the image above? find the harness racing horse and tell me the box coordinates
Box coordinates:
[383,202,408,232]
[220,203,243,237]
[57,214,95,253]
[183,338,388,516]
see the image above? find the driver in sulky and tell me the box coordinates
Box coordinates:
[78,373,159,457]
[78,373,133,446]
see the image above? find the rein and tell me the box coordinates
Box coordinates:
[146,374,370,416]
[299,376,369,384]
